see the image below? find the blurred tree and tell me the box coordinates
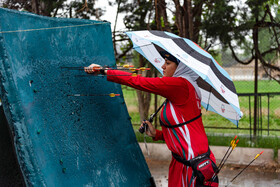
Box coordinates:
[110,0,154,121]
[1,0,104,19]
[110,0,241,120]
[202,0,280,82]
[201,0,280,137]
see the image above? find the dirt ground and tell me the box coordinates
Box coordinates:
[146,158,280,187]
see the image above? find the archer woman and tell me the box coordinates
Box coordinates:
[85,51,219,187]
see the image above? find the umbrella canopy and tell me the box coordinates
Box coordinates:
[125,30,243,126]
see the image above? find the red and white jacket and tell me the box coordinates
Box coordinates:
[107,70,216,187]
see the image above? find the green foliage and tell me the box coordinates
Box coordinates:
[115,0,154,65]
[203,0,279,45]
[160,17,165,28]
[67,0,104,19]
[245,0,279,18]
[1,0,104,19]
[202,0,237,43]
[118,0,153,30]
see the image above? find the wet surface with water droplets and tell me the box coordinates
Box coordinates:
[146,158,280,187]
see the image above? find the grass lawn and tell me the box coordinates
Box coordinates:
[234,80,280,93]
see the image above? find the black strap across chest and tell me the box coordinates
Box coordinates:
[159,113,202,128]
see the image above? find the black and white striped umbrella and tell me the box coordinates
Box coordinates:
[126,30,243,126]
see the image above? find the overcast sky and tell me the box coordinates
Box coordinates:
[95,1,126,31]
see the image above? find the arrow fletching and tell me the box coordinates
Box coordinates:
[230,135,237,146]
[230,140,235,146]
[122,64,134,68]
[129,68,136,71]
[255,151,264,159]
[232,139,239,150]
[109,93,120,97]
[137,67,151,71]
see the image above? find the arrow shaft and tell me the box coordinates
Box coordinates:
[61,67,147,71]
[75,74,138,77]
[211,146,232,182]
[210,149,232,183]
[225,151,263,186]
[230,159,255,183]
[218,148,234,172]
[210,147,235,185]
[67,94,120,97]
[218,145,232,169]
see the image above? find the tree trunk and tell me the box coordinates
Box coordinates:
[155,0,162,30]
[159,0,171,31]
[31,0,39,14]
[172,0,202,42]
[136,55,152,121]
[136,90,151,121]
[173,0,184,36]
[113,0,121,57]
[186,0,193,40]
[192,1,203,43]
[182,1,187,38]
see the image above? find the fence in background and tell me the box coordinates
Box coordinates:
[204,92,280,139]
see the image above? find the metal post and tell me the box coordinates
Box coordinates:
[249,95,252,140]
[253,9,259,137]
[260,95,262,136]
[268,93,270,136]
[257,94,260,136]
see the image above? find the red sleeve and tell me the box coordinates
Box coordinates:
[107,70,189,103]
[152,129,164,141]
